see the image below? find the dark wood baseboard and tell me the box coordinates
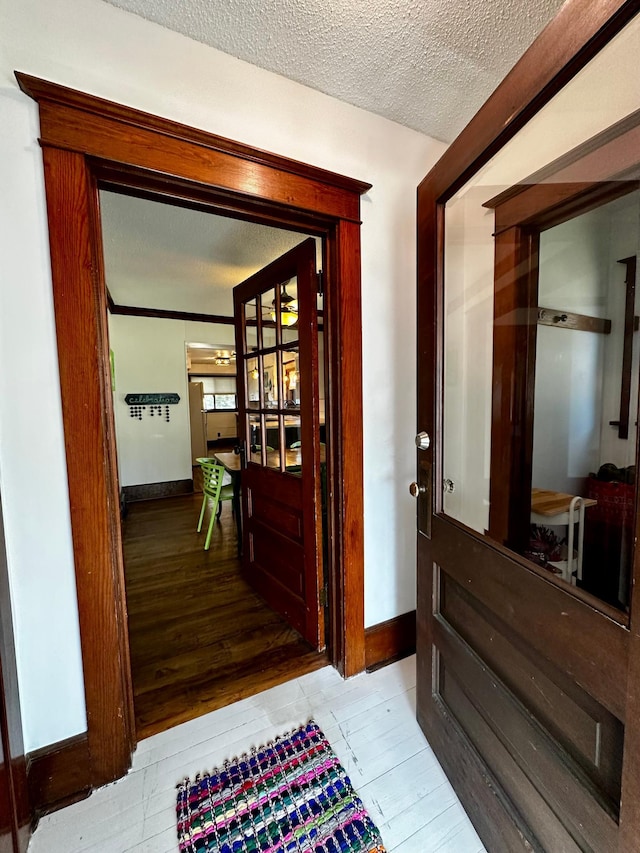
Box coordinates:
[123,478,193,503]
[27,733,91,817]
[365,610,416,671]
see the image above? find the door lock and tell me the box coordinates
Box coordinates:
[415,431,431,450]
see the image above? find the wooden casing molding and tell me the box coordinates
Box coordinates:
[27,734,91,818]
[17,72,369,793]
[122,479,193,503]
[417,2,640,850]
[364,611,416,671]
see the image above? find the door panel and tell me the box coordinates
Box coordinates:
[234,238,324,647]
[416,8,640,850]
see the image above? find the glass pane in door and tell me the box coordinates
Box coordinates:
[285,414,302,476]
[246,355,260,409]
[260,287,277,349]
[265,417,281,469]
[281,349,300,410]
[281,277,299,345]
[442,76,640,613]
[248,414,263,465]
[263,352,279,409]
[530,202,639,608]
[245,298,258,350]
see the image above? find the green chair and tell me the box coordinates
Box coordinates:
[196,457,233,522]
[216,478,234,520]
[196,460,227,550]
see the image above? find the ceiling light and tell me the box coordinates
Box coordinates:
[271,283,298,327]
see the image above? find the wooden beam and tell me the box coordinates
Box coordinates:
[109,303,234,324]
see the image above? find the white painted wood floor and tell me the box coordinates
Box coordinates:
[28,656,485,852]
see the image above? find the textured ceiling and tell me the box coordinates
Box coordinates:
[101,0,565,142]
[101,191,315,317]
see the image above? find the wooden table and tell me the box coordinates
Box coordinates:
[531,488,597,517]
[531,488,597,582]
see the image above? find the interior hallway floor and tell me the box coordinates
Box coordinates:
[28,656,486,852]
[122,489,327,738]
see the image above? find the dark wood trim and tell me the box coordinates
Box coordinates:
[616,256,637,439]
[16,74,371,198]
[417,0,640,202]
[41,147,135,787]
[489,180,640,236]
[487,227,539,549]
[16,76,369,226]
[109,303,235,325]
[364,610,416,670]
[122,479,193,503]
[537,307,612,335]
[26,734,91,818]
[330,218,365,677]
[97,167,334,238]
[19,74,367,794]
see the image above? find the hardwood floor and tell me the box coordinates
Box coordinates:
[122,491,327,739]
[28,657,486,852]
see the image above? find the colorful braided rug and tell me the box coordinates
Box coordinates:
[176,720,386,853]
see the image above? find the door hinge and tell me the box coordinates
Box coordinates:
[319,582,329,608]
[317,270,323,296]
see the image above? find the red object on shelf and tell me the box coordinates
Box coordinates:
[585,479,634,526]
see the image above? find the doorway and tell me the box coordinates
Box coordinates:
[101,191,331,737]
[19,72,370,789]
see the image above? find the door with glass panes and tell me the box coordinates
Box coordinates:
[233,238,324,648]
[415,7,640,851]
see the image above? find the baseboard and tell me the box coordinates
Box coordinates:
[365,610,416,671]
[122,478,193,502]
[27,732,91,817]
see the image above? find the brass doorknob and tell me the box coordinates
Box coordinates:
[409,482,426,498]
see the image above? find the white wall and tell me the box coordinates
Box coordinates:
[109,315,192,488]
[532,196,640,495]
[599,196,640,468]
[0,0,446,750]
[532,210,610,495]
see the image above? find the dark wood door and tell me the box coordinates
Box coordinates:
[415,5,640,851]
[234,238,324,648]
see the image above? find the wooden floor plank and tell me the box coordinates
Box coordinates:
[121,492,326,738]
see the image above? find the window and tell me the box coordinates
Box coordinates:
[190,375,237,411]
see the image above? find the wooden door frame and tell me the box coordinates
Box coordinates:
[16,73,370,790]
[417,1,640,849]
